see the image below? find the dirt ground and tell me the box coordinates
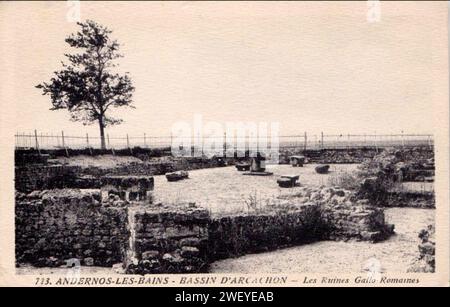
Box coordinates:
[153,164,359,216]
[209,207,435,273]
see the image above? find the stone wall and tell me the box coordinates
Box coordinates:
[78,157,227,177]
[322,199,394,242]
[208,204,327,261]
[15,165,84,193]
[15,189,129,267]
[128,204,210,274]
[355,148,436,207]
[384,191,435,209]
[280,148,379,164]
[279,146,434,165]
[15,157,225,193]
[276,186,395,243]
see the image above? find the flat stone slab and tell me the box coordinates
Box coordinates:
[243,171,274,176]
[166,171,189,182]
[281,175,300,181]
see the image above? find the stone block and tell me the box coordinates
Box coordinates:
[165,171,189,182]
[315,165,330,174]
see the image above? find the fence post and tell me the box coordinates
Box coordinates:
[223,131,227,158]
[375,132,378,153]
[108,134,115,156]
[57,134,61,149]
[401,130,405,149]
[144,133,147,148]
[303,131,307,151]
[34,130,41,155]
[86,133,93,155]
[321,132,324,150]
[127,134,133,154]
[62,131,69,157]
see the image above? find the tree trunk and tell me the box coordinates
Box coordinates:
[99,117,106,150]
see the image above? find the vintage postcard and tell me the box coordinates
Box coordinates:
[0,1,448,291]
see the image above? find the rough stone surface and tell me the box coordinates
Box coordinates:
[355,149,435,208]
[276,186,395,243]
[165,171,189,182]
[15,189,129,267]
[15,165,83,193]
[128,203,210,274]
[315,165,330,174]
[209,204,327,261]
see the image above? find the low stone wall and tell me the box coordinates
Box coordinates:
[128,204,210,274]
[15,189,129,267]
[279,146,434,166]
[15,165,83,193]
[280,148,379,164]
[15,157,227,193]
[322,199,394,242]
[129,194,394,272]
[79,157,227,177]
[208,205,327,261]
[384,192,435,209]
[277,187,394,243]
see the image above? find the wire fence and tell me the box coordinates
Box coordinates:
[15,130,434,152]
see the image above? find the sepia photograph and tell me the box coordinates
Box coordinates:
[0,1,448,290]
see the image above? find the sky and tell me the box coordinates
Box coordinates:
[0,1,446,139]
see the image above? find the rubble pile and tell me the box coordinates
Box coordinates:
[276,186,395,242]
[408,225,435,273]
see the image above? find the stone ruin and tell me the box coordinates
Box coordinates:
[289,155,305,167]
[100,176,154,202]
[16,182,396,273]
[126,203,210,274]
[242,153,273,176]
[15,152,402,274]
